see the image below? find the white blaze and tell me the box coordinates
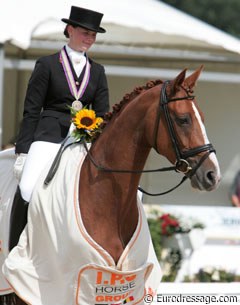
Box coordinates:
[192,102,209,144]
[191,102,221,177]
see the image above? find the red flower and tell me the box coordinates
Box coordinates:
[159,213,180,236]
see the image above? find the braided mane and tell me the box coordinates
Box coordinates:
[102,79,163,128]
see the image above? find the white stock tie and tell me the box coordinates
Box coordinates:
[69,52,86,78]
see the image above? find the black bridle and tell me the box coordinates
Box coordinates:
[154,81,215,175]
[137,81,215,195]
[44,81,216,196]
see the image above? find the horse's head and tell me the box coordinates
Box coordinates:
[150,66,221,191]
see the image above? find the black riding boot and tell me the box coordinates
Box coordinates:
[8,186,29,251]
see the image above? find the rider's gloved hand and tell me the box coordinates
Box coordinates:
[13,153,27,182]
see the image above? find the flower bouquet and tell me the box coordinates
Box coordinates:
[70,106,103,142]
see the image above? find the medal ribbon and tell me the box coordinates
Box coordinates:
[60,47,90,101]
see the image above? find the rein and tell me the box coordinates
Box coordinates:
[82,80,215,196]
[44,81,216,196]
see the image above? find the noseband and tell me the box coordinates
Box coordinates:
[153,81,215,177]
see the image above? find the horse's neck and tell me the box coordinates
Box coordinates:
[92,99,151,181]
[79,98,151,262]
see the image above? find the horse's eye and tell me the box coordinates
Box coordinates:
[176,115,191,126]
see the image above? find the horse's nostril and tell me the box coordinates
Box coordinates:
[206,171,216,185]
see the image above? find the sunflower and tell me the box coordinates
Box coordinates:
[73,109,103,130]
[70,108,103,142]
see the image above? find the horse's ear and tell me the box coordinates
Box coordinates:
[171,68,187,94]
[184,65,204,89]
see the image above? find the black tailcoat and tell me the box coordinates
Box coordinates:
[15,51,109,153]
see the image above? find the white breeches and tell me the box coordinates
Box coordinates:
[19,141,61,202]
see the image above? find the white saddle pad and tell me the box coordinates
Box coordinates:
[2,144,161,304]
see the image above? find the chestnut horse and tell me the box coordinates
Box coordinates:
[1,67,220,305]
[79,66,220,261]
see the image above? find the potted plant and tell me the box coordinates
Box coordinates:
[147,210,205,282]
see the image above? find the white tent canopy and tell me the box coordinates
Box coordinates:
[1,0,240,54]
[0,0,240,207]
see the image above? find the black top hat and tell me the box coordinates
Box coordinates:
[62,6,106,33]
